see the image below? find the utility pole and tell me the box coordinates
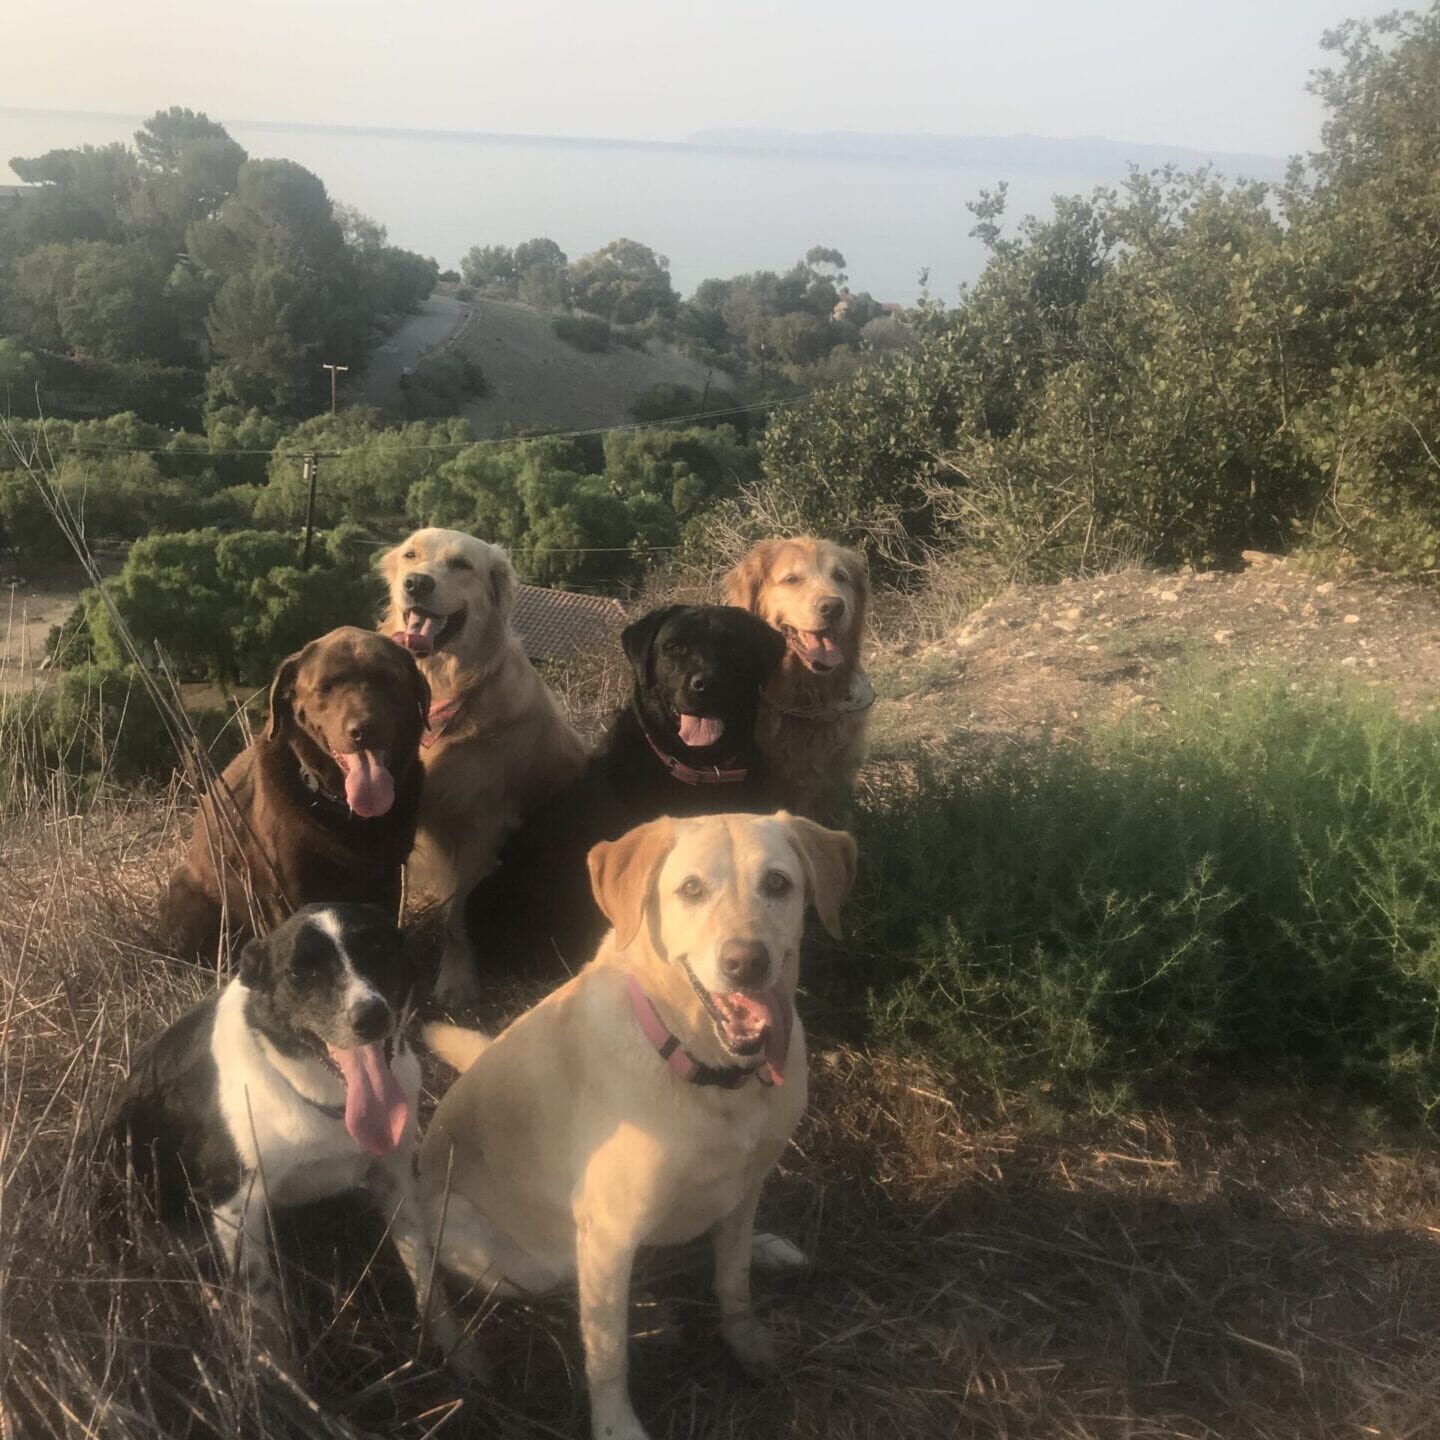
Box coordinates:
[322,362,349,416]
[300,454,318,569]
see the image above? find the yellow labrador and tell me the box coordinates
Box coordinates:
[421,811,856,1440]
[379,528,587,1002]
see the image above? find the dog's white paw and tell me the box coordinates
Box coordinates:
[721,1310,783,1378]
[751,1232,807,1271]
[590,1400,653,1440]
[444,1333,491,1386]
[432,955,482,1010]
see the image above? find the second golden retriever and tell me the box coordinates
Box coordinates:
[724,537,873,824]
[379,528,587,1003]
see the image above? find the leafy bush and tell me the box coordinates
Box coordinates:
[552,314,611,353]
[743,11,1440,581]
[841,671,1440,1124]
[399,351,487,418]
[84,525,380,683]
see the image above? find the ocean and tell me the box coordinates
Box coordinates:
[1,108,1283,304]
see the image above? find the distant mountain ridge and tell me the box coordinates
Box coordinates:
[685,127,1287,179]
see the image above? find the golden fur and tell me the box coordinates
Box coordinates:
[723,537,872,824]
[378,528,587,1002]
[420,811,857,1440]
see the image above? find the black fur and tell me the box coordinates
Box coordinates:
[462,604,786,980]
[104,904,412,1221]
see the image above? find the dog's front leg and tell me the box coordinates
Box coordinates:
[711,1177,783,1378]
[370,1158,488,1383]
[210,1174,293,1363]
[575,1212,649,1440]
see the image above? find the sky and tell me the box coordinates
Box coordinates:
[2,0,1405,157]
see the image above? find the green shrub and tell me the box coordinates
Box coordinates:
[84,524,380,683]
[552,315,611,353]
[0,665,246,810]
[839,670,1440,1125]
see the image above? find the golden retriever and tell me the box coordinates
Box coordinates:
[420,811,856,1440]
[379,528,586,1002]
[724,537,873,824]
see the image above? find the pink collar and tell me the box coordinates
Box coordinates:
[626,973,791,1088]
[641,729,749,786]
[422,698,463,749]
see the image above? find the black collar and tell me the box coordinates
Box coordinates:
[297,760,352,818]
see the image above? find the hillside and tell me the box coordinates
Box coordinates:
[429,291,731,435]
[869,551,1440,759]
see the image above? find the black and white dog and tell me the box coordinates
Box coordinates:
[106,903,478,1376]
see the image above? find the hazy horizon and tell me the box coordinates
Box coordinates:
[2,1,1402,158]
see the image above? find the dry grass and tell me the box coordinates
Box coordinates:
[6,775,1440,1439]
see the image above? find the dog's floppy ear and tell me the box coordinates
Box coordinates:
[783,813,857,940]
[621,606,682,688]
[488,544,518,620]
[266,645,310,740]
[723,540,779,613]
[588,817,675,950]
[238,933,270,988]
[839,542,871,644]
[734,608,787,686]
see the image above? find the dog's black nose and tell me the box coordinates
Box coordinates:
[718,939,770,990]
[818,595,845,623]
[349,997,391,1043]
[345,718,372,745]
[403,572,434,599]
[688,671,711,694]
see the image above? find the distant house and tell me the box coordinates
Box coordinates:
[832,288,906,322]
[512,584,627,663]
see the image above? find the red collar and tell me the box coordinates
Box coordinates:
[626,974,790,1088]
[641,729,749,785]
[422,698,463,749]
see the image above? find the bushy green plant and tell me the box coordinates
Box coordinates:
[552,314,611,352]
[840,670,1440,1124]
[84,524,379,683]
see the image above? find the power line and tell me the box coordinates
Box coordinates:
[38,393,812,460]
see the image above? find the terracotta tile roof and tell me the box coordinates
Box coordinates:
[512,584,628,661]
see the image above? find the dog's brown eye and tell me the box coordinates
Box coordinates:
[678,875,706,902]
[447,556,472,570]
[781,574,800,585]
[761,870,793,897]
[832,570,849,584]
[402,550,416,560]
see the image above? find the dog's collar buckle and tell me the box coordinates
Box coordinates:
[626,974,781,1089]
[641,729,749,786]
[298,763,350,817]
[423,697,463,749]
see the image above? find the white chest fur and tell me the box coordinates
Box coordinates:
[210,981,421,1208]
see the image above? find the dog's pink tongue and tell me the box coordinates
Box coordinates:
[678,713,724,747]
[340,750,394,818]
[800,631,842,668]
[722,988,791,1085]
[392,613,439,655]
[328,1042,410,1155]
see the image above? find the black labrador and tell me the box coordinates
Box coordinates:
[457,604,786,986]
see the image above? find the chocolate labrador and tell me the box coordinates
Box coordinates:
[162,627,429,961]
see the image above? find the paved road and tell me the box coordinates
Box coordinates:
[358,292,467,410]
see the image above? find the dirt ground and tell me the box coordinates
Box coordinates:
[0,561,90,697]
[871,551,1440,757]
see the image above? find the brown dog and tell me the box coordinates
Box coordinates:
[379,528,587,1004]
[162,627,430,961]
[723,537,873,825]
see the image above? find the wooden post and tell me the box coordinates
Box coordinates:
[300,454,317,569]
